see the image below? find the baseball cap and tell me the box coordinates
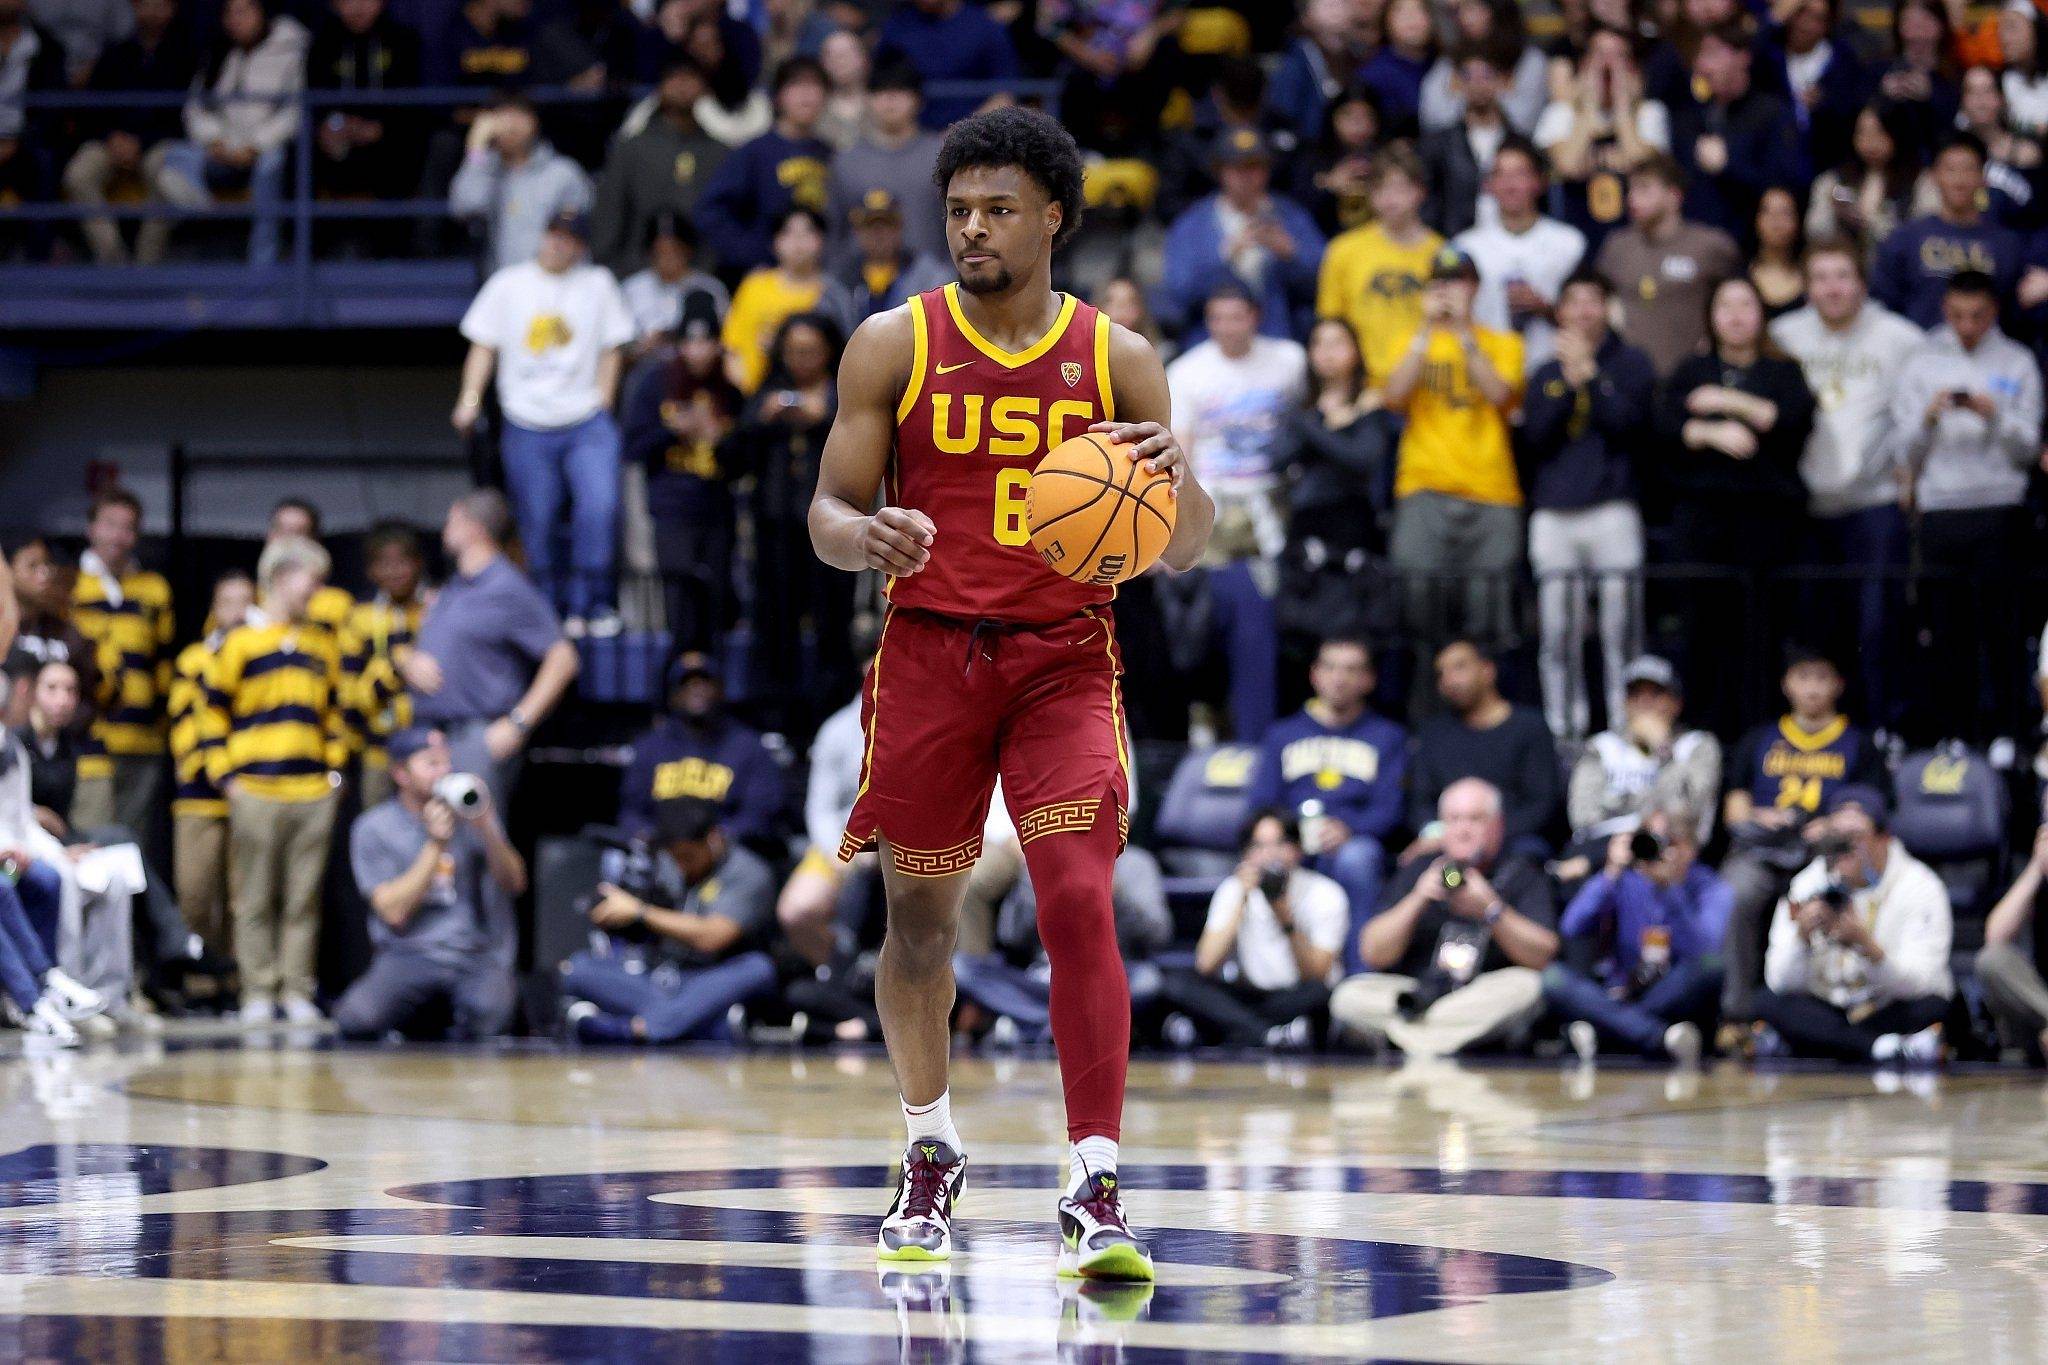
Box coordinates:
[653,796,721,845]
[678,288,720,341]
[849,188,902,226]
[1212,127,1273,166]
[547,207,590,240]
[385,726,441,766]
[1824,783,1891,827]
[1621,655,1682,696]
[1428,244,1479,282]
[665,649,718,693]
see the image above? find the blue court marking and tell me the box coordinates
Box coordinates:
[0,1144,326,1209]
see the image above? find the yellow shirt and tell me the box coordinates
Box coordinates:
[73,563,175,764]
[1316,223,1444,387]
[168,637,227,819]
[1390,325,1526,507]
[723,268,824,393]
[203,617,349,804]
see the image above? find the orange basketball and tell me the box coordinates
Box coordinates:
[1026,432,1176,586]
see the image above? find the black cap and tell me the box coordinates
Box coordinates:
[1825,784,1891,827]
[653,796,722,846]
[678,288,720,341]
[1212,126,1274,166]
[547,207,590,241]
[1429,244,1479,282]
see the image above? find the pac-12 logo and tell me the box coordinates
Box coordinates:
[1061,361,1083,387]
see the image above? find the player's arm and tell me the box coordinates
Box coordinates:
[808,306,934,576]
[1091,323,1214,573]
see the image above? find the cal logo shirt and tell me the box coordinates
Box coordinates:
[1315,222,1444,385]
[1728,715,1884,816]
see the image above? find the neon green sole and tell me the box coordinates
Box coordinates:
[1064,1244,1155,1282]
[876,1242,951,1262]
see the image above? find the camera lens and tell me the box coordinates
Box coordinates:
[1440,861,1465,893]
[1630,830,1667,863]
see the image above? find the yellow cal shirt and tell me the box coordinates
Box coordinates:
[1315,223,1444,386]
[1390,324,1526,507]
[723,268,824,393]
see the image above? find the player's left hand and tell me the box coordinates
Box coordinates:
[1088,420,1185,493]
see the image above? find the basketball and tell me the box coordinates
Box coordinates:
[1026,432,1177,586]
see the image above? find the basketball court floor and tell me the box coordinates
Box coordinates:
[1,1029,2042,1362]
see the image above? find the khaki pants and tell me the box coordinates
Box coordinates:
[958,839,1023,958]
[73,753,166,862]
[359,761,395,811]
[174,813,232,959]
[1329,967,1545,1059]
[62,140,194,265]
[1976,942,2048,1052]
[228,789,337,1002]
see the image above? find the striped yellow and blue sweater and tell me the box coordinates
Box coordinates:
[168,634,228,820]
[341,594,423,771]
[73,563,175,773]
[202,613,350,804]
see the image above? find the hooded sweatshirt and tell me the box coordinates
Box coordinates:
[183,13,308,154]
[1769,301,1925,517]
[1886,323,2043,513]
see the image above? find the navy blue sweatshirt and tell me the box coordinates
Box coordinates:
[696,128,833,275]
[1247,703,1408,842]
[619,714,786,849]
[1518,333,1657,510]
[1871,214,2023,326]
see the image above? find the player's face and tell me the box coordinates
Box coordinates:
[32,664,78,730]
[1783,661,1843,718]
[212,577,254,630]
[945,164,1057,297]
[1310,643,1374,711]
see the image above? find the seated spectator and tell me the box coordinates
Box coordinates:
[1159,130,1325,345]
[8,536,98,710]
[0,866,102,1047]
[1159,809,1344,1048]
[1534,25,1669,254]
[2002,0,2048,137]
[1976,819,2048,1063]
[873,0,1018,130]
[1594,153,1741,378]
[167,570,251,963]
[203,536,349,1026]
[1275,316,1397,553]
[1330,777,1558,1056]
[1409,638,1562,861]
[825,62,945,268]
[335,727,519,1041]
[1520,270,1651,738]
[433,0,532,90]
[1419,45,1517,238]
[619,214,730,356]
[776,678,874,970]
[160,0,306,267]
[15,656,81,838]
[831,189,950,325]
[449,90,592,274]
[1456,139,1585,367]
[1316,143,1442,388]
[1804,101,1920,264]
[722,207,848,393]
[651,3,766,148]
[1293,84,1382,237]
[1419,0,1547,134]
[1248,636,1405,971]
[1269,0,1367,145]
[1666,21,1801,246]
[560,796,779,1044]
[1545,800,1725,1063]
[814,27,867,149]
[0,0,63,255]
[696,57,832,277]
[343,520,428,809]
[1384,245,1525,656]
[1753,785,1952,1063]
[61,0,196,266]
[591,58,728,278]
[1761,0,1866,176]
[619,651,785,856]
[1359,0,1434,135]
[455,208,633,631]
[1748,187,1805,318]
[1871,133,2022,327]
[1158,58,1297,222]
[306,0,423,206]
[1956,66,2042,229]
[1565,655,1722,855]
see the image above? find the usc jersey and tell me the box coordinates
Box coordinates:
[887,282,1118,624]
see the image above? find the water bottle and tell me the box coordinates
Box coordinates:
[1299,800,1328,856]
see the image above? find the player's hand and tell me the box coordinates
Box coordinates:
[861,506,935,576]
[1088,420,1185,493]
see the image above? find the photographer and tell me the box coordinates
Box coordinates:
[1157,810,1346,1049]
[1563,656,1721,864]
[335,728,521,1041]
[1543,802,1728,1064]
[1754,786,1953,1064]
[1972,820,2048,1064]
[1330,777,1558,1058]
[559,797,778,1045]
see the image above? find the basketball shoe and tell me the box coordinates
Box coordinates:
[877,1139,966,1261]
[1057,1168,1153,1281]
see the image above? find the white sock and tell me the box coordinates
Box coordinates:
[1069,1136,1119,1192]
[903,1092,961,1152]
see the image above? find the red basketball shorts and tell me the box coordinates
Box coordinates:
[838,606,1131,876]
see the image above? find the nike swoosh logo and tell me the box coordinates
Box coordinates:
[935,360,974,374]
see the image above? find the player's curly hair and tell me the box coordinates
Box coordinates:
[932,106,1086,250]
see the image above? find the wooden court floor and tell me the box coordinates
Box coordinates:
[2,1028,2045,1362]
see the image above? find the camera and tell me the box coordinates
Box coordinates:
[1817,878,1853,912]
[1947,388,1974,407]
[1257,866,1289,905]
[576,824,665,944]
[1812,831,1856,860]
[1629,829,1668,864]
[433,772,485,817]
[1439,860,1468,895]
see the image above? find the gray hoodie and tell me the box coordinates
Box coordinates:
[451,139,594,274]
[1769,301,1924,517]
[1886,323,2042,513]
[182,14,307,155]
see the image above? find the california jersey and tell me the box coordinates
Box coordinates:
[1729,715,1884,816]
[888,283,1117,624]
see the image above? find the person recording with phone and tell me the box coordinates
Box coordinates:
[335,727,521,1041]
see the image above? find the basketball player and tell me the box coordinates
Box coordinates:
[809,107,1216,1281]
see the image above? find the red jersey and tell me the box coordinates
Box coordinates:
[887,282,1118,624]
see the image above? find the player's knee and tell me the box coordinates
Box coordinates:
[884,917,956,976]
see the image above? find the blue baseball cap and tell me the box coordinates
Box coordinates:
[384,726,440,766]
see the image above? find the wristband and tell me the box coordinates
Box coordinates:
[506,709,532,732]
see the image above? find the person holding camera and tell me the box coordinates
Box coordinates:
[1972,819,2048,1064]
[1158,810,1346,1049]
[1565,656,1721,862]
[334,728,521,1041]
[559,796,779,1044]
[1543,801,1729,1064]
[1752,785,1953,1064]
[1330,777,1558,1058]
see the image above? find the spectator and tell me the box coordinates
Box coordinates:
[1761,0,1866,177]
[449,90,592,274]
[1383,244,1525,655]
[1159,130,1325,344]
[873,0,1019,129]
[620,291,743,650]
[1331,777,1558,1056]
[591,57,728,277]
[203,536,348,1026]
[1247,637,1406,970]
[1545,799,1726,1062]
[1976,819,2048,1062]
[435,0,532,89]
[776,679,873,970]
[643,0,757,110]
[1294,84,1382,237]
[815,27,867,148]
[162,0,306,267]
[305,0,422,208]
[167,570,250,963]
[1753,785,1953,1063]
[1456,138,1585,367]
[60,0,195,266]
[16,656,82,837]
[0,864,100,1046]
[618,214,730,354]
[1594,153,1742,377]
[1804,101,1920,263]
[1317,143,1442,388]
[71,487,173,864]
[1889,269,2042,737]
[1872,0,1958,167]
[560,796,780,1044]
[1045,0,1183,180]
[761,0,834,72]
[0,0,63,254]
[1408,639,1562,860]
[335,727,521,1040]
[2002,0,2048,135]
[265,497,353,632]
[1165,280,1309,561]
[825,61,946,268]
[1159,57,1298,222]
[342,521,428,808]
[1520,270,1653,738]
[1095,275,1169,361]
[618,650,785,855]
[1957,65,2043,228]
[455,207,633,631]
[1534,25,1669,254]
[1418,45,1515,238]
[1161,809,1344,1048]
[402,489,581,815]
[10,537,98,708]
[1871,133,2023,326]
[696,57,833,277]
[1749,186,1806,319]
[1418,0,1548,134]
[1565,655,1723,852]
[1770,240,1922,731]
[1360,0,1434,135]
[1667,22,1802,245]
[1275,316,1398,552]
[831,189,950,324]
[722,207,847,393]
[30,0,129,80]
[1269,0,1367,144]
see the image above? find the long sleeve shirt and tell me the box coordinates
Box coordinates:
[1409,705,1562,850]
[449,141,591,274]
[202,613,350,804]
[72,551,174,766]
[618,714,786,849]
[1561,864,1732,992]
[1886,323,2043,513]
[1764,843,1954,1008]
[182,15,309,155]
[694,127,833,276]
[1517,332,1656,510]
[1247,703,1407,843]
[1871,214,2024,326]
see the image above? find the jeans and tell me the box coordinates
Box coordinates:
[0,881,54,1011]
[1308,835,1385,975]
[560,949,777,1043]
[158,139,288,266]
[1207,558,1279,741]
[1528,502,1643,739]
[1812,504,1906,732]
[14,860,63,961]
[1542,957,1723,1056]
[953,953,1052,1034]
[500,412,622,619]
[1752,988,1948,1062]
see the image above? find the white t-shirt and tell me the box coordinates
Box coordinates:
[460,261,635,430]
[1202,866,1348,990]
[1166,335,1308,558]
[1456,216,1587,369]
